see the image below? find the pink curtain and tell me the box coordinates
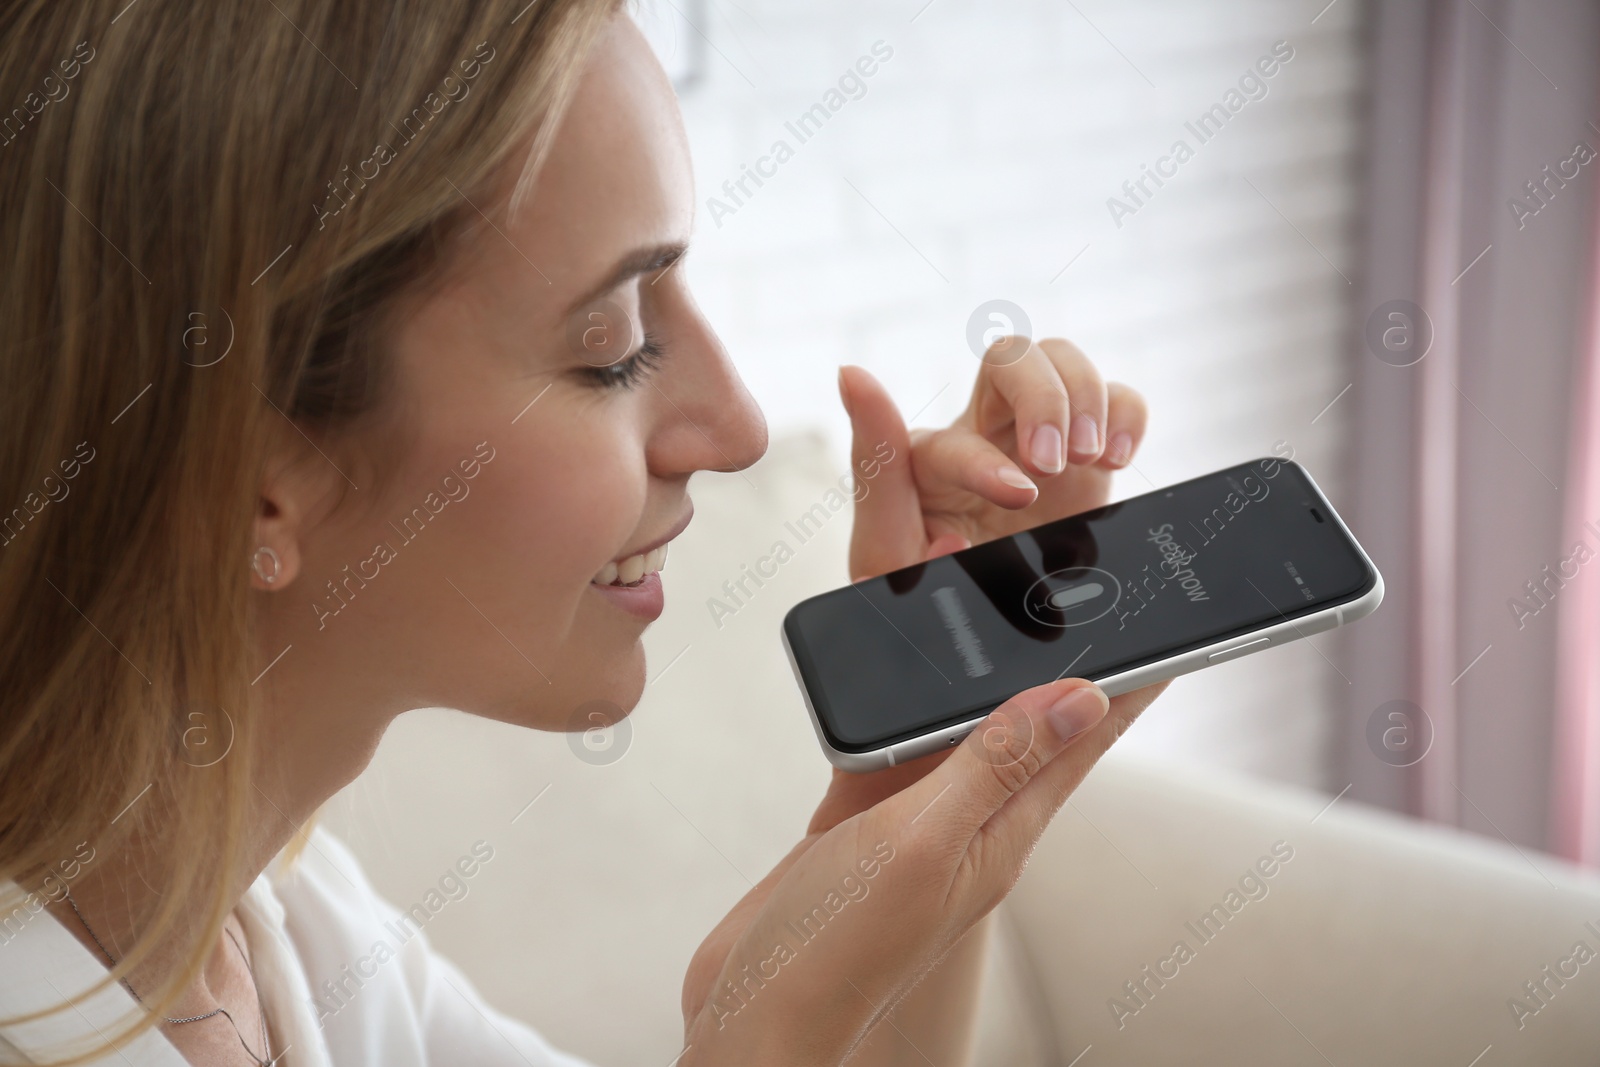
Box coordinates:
[1551,158,1600,864]
[1338,0,1600,859]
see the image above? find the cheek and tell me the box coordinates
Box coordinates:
[460,419,644,613]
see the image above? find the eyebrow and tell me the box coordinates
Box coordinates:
[563,241,687,318]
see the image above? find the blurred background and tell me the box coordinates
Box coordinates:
[320,1,1600,1063]
[642,0,1367,788]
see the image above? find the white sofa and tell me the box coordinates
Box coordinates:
[981,754,1600,1065]
[324,434,1600,1065]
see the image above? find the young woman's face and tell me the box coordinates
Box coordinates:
[262,14,766,739]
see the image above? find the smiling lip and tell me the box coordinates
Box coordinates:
[612,504,694,564]
[587,504,693,615]
[589,571,664,620]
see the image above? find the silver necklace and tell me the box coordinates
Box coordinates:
[63,888,276,1066]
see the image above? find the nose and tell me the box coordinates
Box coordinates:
[647,288,767,477]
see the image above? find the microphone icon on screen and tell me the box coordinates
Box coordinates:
[1045,582,1104,610]
[1023,566,1122,628]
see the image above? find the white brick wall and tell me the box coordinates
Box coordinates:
[639,0,1369,788]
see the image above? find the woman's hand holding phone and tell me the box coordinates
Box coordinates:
[680,675,1168,1065]
[678,340,1169,1065]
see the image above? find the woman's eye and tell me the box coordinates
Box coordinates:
[577,333,667,390]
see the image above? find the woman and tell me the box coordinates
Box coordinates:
[0,1,1165,1064]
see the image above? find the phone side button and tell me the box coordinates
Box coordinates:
[888,736,940,766]
[1206,636,1271,664]
[890,723,978,766]
[1296,612,1339,636]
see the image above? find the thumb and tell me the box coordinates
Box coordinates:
[896,678,1109,844]
[839,364,924,581]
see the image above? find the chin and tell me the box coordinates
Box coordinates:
[459,582,655,733]
[593,638,648,719]
[478,634,648,735]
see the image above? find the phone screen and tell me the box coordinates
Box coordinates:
[783,458,1377,753]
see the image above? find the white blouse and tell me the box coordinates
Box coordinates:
[0,827,594,1066]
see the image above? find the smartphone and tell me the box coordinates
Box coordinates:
[781,457,1383,772]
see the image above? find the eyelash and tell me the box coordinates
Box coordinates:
[578,333,668,391]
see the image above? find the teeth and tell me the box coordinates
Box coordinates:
[617,554,645,584]
[592,542,671,586]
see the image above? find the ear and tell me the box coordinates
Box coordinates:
[250,499,298,591]
[250,449,319,592]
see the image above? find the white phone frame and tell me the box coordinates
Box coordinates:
[781,463,1385,773]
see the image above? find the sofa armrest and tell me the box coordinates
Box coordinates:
[996,750,1600,1066]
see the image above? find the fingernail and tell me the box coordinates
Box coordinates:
[1108,431,1133,467]
[1070,415,1099,459]
[997,465,1037,491]
[1030,424,1064,474]
[1046,684,1108,743]
[837,367,853,418]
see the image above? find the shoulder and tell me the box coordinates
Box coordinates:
[269,826,494,1000]
[269,823,400,939]
[266,825,432,1050]
[269,825,594,1067]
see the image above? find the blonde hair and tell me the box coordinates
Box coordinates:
[0,0,621,1058]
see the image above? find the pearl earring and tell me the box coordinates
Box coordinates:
[251,546,281,585]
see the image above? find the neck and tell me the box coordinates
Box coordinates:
[31,624,407,1014]
[37,711,388,1015]
[37,794,287,1013]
